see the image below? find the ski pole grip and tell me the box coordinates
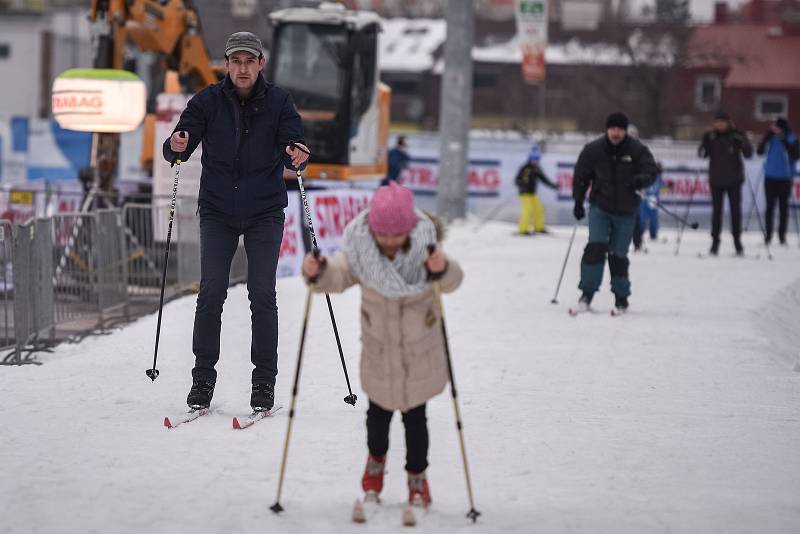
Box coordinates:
[426,243,444,281]
[171,131,187,167]
[308,248,323,284]
[288,141,311,156]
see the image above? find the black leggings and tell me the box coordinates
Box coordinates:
[764,179,792,242]
[366,400,429,474]
[710,184,742,242]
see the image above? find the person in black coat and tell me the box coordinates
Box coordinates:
[163,32,310,412]
[514,144,557,234]
[572,112,658,312]
[698,111,753,255]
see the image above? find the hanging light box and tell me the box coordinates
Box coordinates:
[52,69,146,133]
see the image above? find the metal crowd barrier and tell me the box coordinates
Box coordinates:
[0,200,251,365]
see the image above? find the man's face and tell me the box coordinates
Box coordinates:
[373,231,409,258]
[712,119,728,132]
[771,123,784,135]
[606,127,626,145]
[226,51,265,91]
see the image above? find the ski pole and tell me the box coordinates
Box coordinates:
[473,196,512,233]
[147,132,185,382]
[550,222,577,304]
[427,244,481,523]
[745,170,773,260]
[290,142,357,406]
[637,190,699,230]
[743,169,764,232]
[271,284,314,514]
[674,175,700,256]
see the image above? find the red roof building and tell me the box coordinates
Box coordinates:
[672,0,800,138]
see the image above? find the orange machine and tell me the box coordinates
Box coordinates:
[88,0,221,172]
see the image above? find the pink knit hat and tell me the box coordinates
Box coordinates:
[367,182,418,234]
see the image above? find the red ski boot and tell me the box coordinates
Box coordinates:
[361,454,386,495]
[407,471,432,508]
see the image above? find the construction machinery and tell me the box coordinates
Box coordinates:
[88,0,221,176]
[86,1,388,183]
[269,3,390,180]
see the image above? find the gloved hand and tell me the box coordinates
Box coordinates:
[573,201,586,221]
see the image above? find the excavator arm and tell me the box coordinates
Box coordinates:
[88,0,221,172]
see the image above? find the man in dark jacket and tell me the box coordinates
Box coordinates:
[572,112,658,313]
[698,111,753,255]
[515,144,556,234]
[163,32,309,412]
[756,117,799,245]
[380,135,410,185]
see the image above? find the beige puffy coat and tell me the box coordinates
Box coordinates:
[311,250,463,412]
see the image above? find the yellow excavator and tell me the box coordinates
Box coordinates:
[87,0,388,182]
[88,0,221,175]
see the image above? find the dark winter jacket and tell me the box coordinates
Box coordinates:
[757,129,799,180]
[385,146,410,182]
[572,135,658,216]
[515,162,556,195]
[162,74,305,218]
[697,127,753,187]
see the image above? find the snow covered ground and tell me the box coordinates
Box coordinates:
[3,221,800,534]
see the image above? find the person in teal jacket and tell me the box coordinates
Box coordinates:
[757,118,800,245]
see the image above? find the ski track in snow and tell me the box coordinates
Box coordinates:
[2,222,800,533]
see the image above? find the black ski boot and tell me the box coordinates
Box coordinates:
[250,383,275,412]
[709,239,720,256]
[614,296,629,312]
[187,380,215,409]
[578,291,593,311]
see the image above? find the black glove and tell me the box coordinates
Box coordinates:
[573,201,586,221]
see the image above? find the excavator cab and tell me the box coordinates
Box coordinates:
[268,3,389,180]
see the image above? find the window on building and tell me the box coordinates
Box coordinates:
[0,43,10,59]
[754,94,788,121]
[694,76,721,111]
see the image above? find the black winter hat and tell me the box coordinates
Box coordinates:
[713,110,729,121]
[605,112,629,130]
[775,117,790,131]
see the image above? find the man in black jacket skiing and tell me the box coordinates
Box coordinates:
[698,111,753,255]
[572,112,658,313]
[163,32,309,412]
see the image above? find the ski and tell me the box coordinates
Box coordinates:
[232,405,283,429]
[351,492,380,523]
[164,407,212,429]
[402,504,417,526]
[610,307,626,317]
[568,306,591,316]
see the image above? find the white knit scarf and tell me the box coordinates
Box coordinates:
[342,209,437,299]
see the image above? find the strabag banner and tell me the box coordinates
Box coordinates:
[277,191,303,278]
[305,189,372,257]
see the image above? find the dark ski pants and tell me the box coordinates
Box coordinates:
[366,400,429,474]
[192,208,284,386]
[579,205,635,298]
[764,178,792,243]
[710,184,742,244]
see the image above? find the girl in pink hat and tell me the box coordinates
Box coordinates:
[302,182,463,510]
